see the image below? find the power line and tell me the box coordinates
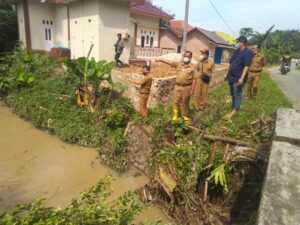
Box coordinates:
[208,0,237,36]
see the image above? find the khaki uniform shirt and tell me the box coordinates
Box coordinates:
[140,74,152,95]
[174,62,196,85]
[250,53,265,72]
[196,59,215,78]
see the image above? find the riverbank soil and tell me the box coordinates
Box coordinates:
[115,62,228,78]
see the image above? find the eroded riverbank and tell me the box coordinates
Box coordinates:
[0,103,169,223]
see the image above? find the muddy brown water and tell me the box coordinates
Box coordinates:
[0,103,169,223]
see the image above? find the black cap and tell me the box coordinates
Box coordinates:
[236,36,247,43]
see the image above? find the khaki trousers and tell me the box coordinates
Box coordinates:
[139,94,149,118]
[246,72,261,98]
[195,78,209,108]
[173,85,192,117]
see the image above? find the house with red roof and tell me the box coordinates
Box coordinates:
[129,1,174,58]
[16,0,145,62]
[160,20,235,63]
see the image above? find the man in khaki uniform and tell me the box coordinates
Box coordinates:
[156,51,196,123]
[246,45,265,99]
[195,48,216,110]
[129,65,152,118]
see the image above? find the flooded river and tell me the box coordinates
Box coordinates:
[0,103,169,223]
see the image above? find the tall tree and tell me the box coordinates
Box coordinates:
[239,27,254,39]
[0,1,18,53]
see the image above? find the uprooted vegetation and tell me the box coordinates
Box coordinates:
[0,49,292,224]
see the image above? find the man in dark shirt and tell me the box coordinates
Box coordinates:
[223,36,253,119]
[114,33,125,67]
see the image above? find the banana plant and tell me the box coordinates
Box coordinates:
[65,44,122,111]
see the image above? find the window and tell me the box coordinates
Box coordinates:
[150,31,152,35]
[146,35,149,45]
[141,36,145,48]
[177,45,182,53]
[50,21,53,25]
[45,28,48,40]
[48,29,51,41]
[46,21,49,25]
[43,20,45,24]
[150,37,154,48]
[141,30,143,34]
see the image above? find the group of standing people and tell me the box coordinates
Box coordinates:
[116,34,265,122]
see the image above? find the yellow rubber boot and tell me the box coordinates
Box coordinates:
[183,116,190,124]
[172,108,179,122]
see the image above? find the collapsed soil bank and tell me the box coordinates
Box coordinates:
[0,103,169,224]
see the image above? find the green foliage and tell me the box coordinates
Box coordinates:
[0,177,145,225]
[207,163,228,193]
[0,3,18,53]
[239,27,254,39]
[65,44,120,92]
[248,28,300,64]
[0,48,40,94]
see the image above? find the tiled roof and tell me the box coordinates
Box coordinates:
[131,1,173,19]
[168,20,193,37]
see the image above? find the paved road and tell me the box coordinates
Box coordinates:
[268,67,300,109]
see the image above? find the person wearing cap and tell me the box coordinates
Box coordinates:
[245,45,265,100]
[223,36,254,119]
[195,48,216,110]
[114,33,125,67]
[129,65,152,118]
[156,51,197,123]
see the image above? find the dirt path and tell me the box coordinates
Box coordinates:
[268,67,300,109]
[0,103,168,223]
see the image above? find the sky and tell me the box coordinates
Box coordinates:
[152,0,300,37]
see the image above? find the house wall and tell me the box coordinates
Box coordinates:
[17,0,26,47]
[98,0,130,62]
[28,1,55,50]
[131,13,159,48]
[160,29,181,52]
[54,5,68,48]
[186,30,212,59]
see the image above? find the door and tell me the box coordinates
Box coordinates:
[69,0,84,59]
[43,20,54,51]
[214,47,223,64]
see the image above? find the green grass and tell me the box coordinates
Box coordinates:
[5,73,135,171]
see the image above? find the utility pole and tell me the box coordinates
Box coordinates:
[182,0,190,54]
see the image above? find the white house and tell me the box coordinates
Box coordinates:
[129,1,173,58]
[16,0,145,62]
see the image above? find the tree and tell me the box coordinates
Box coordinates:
[0,1,18,53]
[239,27,254,39]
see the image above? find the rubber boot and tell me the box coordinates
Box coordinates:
[172,108,179,122]
[183,116,190,124]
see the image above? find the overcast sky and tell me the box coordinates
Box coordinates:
[152,0,300,37]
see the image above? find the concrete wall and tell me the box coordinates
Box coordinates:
[111,70,176,110]
[54,5,68,48]
[257,108,300,225]
[17,1,26,47]
[98,0,130,62]
[186,30,213,59]
[160,29,181,52]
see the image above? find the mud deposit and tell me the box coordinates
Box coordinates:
[0,103,169,223]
